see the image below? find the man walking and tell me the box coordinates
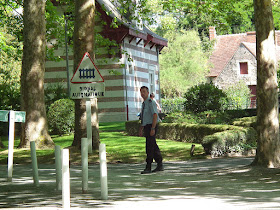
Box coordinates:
[139,86,163,174]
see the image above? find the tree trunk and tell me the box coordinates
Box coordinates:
[72,0,100,149]
[252,0,280,167]
[19,0,53,149]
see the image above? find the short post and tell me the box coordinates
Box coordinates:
[86,99,93,153]
[7,110,15,182]
[81,138,88,193]
[190,144,196,157]
[99,143,108,200]
[55,145,62,191]
[30,141,39,187]
[62,149,70,208]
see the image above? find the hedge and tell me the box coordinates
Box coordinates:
[125,120,250,144]
[202,127,257,157]
[232,116,257,129]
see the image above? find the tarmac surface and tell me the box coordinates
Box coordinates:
[1,157,280,209]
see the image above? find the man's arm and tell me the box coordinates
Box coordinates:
[150,113,158,136]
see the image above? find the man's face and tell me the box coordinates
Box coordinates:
[140,88,149,100]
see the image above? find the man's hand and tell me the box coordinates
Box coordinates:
[150,129,155,136]
[139,126,144,137]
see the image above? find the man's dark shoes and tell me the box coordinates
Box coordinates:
[152,164,164,173]
[141,164,152,174]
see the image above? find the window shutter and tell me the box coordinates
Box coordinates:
[240,62,248,74]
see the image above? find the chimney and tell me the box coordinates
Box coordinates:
[209,26,216,41]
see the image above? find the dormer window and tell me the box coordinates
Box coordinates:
[240,62,248,74]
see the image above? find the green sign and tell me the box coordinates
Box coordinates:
[14,111,26,123]
[0,110,26,123]
[0,110,9,122]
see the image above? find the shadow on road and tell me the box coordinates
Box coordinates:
[1,157,280,209]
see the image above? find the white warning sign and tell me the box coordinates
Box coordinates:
[70,52,104,83]
[70,52,105,99]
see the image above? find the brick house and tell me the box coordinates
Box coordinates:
[208,26,280,108]
[46,0,168,122]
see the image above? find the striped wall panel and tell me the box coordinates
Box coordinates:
[45,36,161,122]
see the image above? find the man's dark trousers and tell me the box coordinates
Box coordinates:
[144,124,162,164]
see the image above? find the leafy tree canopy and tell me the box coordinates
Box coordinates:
[160,29,211,98]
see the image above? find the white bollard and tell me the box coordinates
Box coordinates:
[81,138,88,193]
[55,145,62,191]
[62,149,70,209]
[30,141,39,187]
[99,143,108,200]
[7,110,15,182]
[86,99,93,153]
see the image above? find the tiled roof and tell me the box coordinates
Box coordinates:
[208,31,280,77]
[241,42,256,57]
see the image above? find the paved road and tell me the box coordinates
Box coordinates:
[1,157,280,209]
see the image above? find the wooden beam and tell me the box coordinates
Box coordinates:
[129,36,134,43]
[144,34,153,47]
[136,38,142,45]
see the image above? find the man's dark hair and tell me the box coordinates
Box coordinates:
[140,86,149,92]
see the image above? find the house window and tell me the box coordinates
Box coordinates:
[240,62,248,74]
[126,61,134,75]
[149,65,156,94]
[128,63,134,74]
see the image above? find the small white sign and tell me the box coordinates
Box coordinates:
[70,83,105,99]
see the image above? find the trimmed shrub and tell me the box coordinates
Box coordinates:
[184,83,227,113]
[47,99,75,135]
[202,127,257,157]
[125,120,141,136]
[125,120,245,143]
[232,116,257,129]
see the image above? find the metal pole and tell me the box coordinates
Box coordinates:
[86,99,93,153]
[55,145,62,191]
[7,110,15,182]
[64,15,70,97]
[62,149,70,208]
[81,138,88,193]
[30,141,39,187]
[99,143,108,200]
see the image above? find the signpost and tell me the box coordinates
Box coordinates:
[70,52,106,197]
[0,110,9,122]
[1,110,26,181]
[70,52,105,153]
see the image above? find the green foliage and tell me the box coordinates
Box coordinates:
[163,112,197,124]
[202,127,257,157]
[232,116,257,129]
[152,0,255,36]
[162,109,256,125]
[0,27,21,111]
[161,98,186,113]
[184,83,227,113]
[224,81,251,109]
[0,0,23,43]
[160,30,210,97]
[47,99,75,135]
[125,120,243,144]
[44,83,68,111]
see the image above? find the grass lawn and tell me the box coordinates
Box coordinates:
[0,122,205,165]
